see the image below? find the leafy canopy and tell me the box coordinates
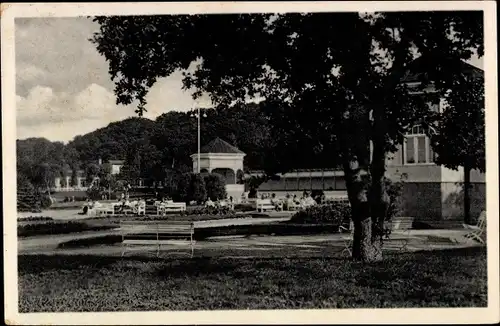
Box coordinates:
[92,11,483,174]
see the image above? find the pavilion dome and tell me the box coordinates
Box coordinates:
[200,137,245,154]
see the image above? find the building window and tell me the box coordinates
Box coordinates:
[403,125,436,165]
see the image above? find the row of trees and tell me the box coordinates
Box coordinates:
[17,138,80,194]
[92,11,485,262]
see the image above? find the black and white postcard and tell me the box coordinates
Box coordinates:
[2,1,499,325]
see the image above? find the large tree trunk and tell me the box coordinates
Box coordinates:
[342,155,383,263]
[463,164,471,225]
[369,138,390,248]
[339,104,388,263]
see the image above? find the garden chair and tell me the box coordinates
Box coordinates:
[339,220,354,257]
[464,210,486,245]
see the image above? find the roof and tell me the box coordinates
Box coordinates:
[200,137,245,154]
[399,55,484,83]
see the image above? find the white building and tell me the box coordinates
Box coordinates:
[191,137,246,201]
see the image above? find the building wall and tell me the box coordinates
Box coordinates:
[387,161,486,221]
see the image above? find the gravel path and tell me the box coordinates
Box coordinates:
[18,228,481,257]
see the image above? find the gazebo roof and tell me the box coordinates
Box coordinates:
[200,137,245,154]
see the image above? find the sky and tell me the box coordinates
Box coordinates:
[15,17,484,143]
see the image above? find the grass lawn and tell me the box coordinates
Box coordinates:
[18,247,487,312]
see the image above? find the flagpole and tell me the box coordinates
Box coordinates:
[197,106,201,174]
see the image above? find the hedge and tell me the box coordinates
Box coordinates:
[18,221,116,237]
[290,202,350,225]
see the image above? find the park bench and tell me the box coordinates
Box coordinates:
[120,220,195,258]
[95,203,117,216]
[256,199,276,212]
[158,201,187,214]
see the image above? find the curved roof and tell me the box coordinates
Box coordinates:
[200,137,245,154]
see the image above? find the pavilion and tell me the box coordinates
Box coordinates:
[190,137,246,201]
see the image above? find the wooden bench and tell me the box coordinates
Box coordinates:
[256,199,276,212]
[120,221,195,258]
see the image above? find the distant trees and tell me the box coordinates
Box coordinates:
[85,163,123,200]
[67,117,157,163]
[16,138,76,194]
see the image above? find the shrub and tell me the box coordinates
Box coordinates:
[234,203,255,212]
[289,202,351,225]
[175,173,191,202]
[40,195,53,209]
[175,172,207,204]
[190,173,207,204]
[86,186,102,201]
[248,188,257,199]
[204,173,227,201]
[384,178,404,221]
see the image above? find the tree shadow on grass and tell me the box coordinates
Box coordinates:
[154,256,347,279]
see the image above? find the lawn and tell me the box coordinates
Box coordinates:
[18,247,487,312]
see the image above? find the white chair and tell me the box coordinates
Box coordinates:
[339,221,354,257]
[464,210,486,245]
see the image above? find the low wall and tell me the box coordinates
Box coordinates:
[398,181,486,222]
[399,182,442,221]
[441,182,486,221]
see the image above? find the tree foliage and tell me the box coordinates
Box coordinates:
[431,73,485,173]
[16,138,76,192]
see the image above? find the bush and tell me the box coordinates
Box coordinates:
[204,173,227,201]
[234,203,255,212]
[190,173,207,204]
[175,173,191,202]
[289,202,351,225]
[40,195,53,209]
[384,178,404,221]
[248,188,257,199]
[175,172,207,204]
[86,186,102,201]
